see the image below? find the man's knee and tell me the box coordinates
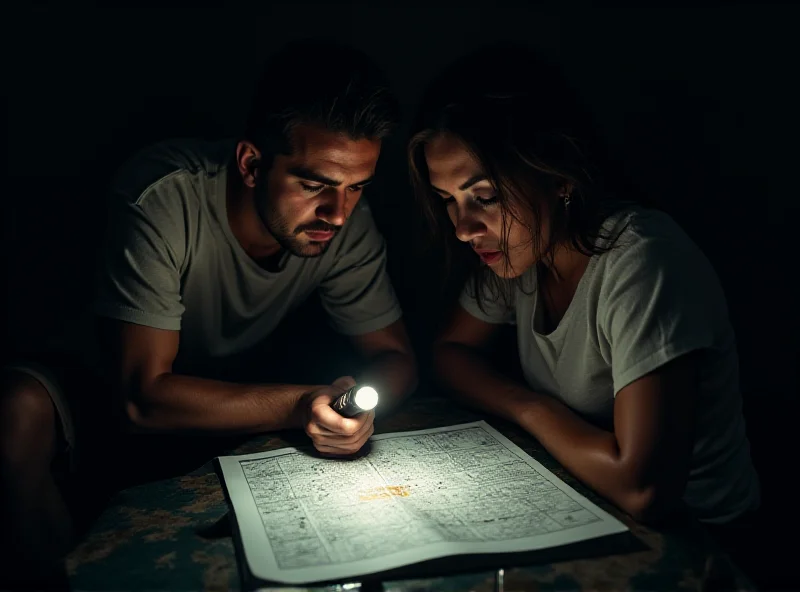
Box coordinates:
[0,370,58,469]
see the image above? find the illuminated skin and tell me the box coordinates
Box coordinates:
[230,122,381,262]
[223,122,414,455]
[428,133,699,524]
[424,132,548,279]
[424,131,592,326]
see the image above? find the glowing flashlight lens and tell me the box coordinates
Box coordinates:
[354,386,378,411]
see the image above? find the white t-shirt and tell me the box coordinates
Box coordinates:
[459,207,760,524]
[92,139,403,377]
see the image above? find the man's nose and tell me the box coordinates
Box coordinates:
[315,189,347,227]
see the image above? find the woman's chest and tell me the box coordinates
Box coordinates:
[515,296,615,424]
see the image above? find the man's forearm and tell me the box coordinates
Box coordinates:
[356,351,417,416]
[127,374,318,434]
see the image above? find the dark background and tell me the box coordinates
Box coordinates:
[4,0,798,587]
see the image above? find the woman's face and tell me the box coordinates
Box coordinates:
[424,132,547,279]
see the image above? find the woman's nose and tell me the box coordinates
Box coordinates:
[454,212,487,243]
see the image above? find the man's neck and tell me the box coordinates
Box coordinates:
[226,170,282,260]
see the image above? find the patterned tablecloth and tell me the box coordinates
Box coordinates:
[66,397,752,591]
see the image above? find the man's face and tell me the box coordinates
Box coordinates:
[255,123,382,257]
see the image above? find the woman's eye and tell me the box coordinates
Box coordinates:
[442,196,456,206]
[476,195,498,207]
[301,183,324,193]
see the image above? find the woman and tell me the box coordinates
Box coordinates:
[408,45,760,531]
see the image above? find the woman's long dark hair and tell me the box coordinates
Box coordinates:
[409,43,635,312]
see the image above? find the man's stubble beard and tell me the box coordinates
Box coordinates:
[257,187,336,258]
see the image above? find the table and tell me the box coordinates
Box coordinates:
[66,396,753,591]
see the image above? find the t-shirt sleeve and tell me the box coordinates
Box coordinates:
[318,201,403,336]
[93,190,186,331]
[458,274,517,324]
[599,232,723,395]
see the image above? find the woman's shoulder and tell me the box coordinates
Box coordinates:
[597,205,706,265]
[590,205,725,307]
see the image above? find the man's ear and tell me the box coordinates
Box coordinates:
[235,140,262,188]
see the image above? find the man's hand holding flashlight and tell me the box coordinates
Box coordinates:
[301,376,375,455]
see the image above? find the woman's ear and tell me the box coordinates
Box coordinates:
[559,181,575,200]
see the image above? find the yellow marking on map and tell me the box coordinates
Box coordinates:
[358,485,411,502]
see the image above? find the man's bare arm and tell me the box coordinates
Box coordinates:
[98,318,318,434]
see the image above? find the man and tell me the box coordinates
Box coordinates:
[0,40,417,583]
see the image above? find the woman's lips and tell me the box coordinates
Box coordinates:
[475,250,502,265]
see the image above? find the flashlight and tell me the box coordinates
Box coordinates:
[330,385,379,418]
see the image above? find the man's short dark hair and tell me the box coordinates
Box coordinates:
[244,39,400,159]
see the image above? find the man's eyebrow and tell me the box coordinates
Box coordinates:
[430,173,489,195]
[351,176,374,188]
[288,166,374,188]
[287,166,342,187]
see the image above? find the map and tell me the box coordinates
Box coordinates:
[218,421,628,584]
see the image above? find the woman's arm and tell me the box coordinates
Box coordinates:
[436,305,697,522]
[515,354,697,522]
[434,307,531,422]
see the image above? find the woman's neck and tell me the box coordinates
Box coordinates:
[544,242,591,286]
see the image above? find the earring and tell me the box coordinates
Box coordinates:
[563,193,572,208]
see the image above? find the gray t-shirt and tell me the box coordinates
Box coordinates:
[460,207,760,524]
[93,139,402,376]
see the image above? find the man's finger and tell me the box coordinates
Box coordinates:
[313,439,369,456]
[314,446,358,457]
[331,410,373,440]
[349,411,374,439]
[306,421,340,437]
[309,393,335,408]
[348,423,374,449]
[311,418,374,448]
[311,404,363,435]
[307,393,348,433]
[310,421,371,445]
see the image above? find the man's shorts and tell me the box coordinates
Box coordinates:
[3,351,108,475]
[4,351,262,490]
